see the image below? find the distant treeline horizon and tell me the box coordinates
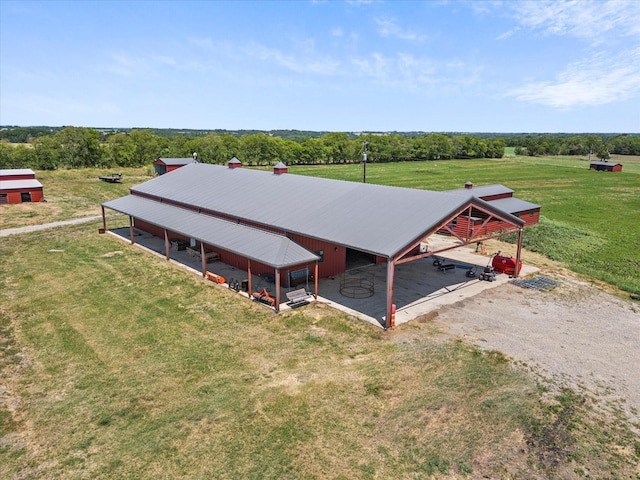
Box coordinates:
[1,125,638,170]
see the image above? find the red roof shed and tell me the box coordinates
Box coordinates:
[0,169,44,204]
[590,161,622,172]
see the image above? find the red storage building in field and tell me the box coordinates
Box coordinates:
[590,161,622,172]
[153,156,199,175]
[0,169,44,204]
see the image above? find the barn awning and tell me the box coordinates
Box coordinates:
[0,179,43,190]
[102,195,319,269]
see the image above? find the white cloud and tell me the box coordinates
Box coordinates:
[102,54,148,77]
[245,41,341,75]
[350,51,477,92]
[508,48,640,107]
[375,16,426,42]
[496,27,519,41]
[508,0,640,41]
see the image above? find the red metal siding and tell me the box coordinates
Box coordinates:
[0,187,44,204]
[134,219,165,238]
[0,173,36,181]
[287,233,345,278]
[477,192,513,201]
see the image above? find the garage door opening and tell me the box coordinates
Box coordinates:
[20,192,32,202]
[346,248,376,270]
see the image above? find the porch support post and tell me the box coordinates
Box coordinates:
[385,258,395,329]
[275,268,281,312]
[200,242,207,278]
[101,206,106,231]
[247,260,252,296]
[129,216,135,245]
[164,229,171,260]
[514,227,524,279]
[314,262,319,299]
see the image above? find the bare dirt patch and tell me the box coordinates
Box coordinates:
[433,273,640,427]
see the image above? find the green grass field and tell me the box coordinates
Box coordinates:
[289,155,640,295]
[1,156,640,479]
[1,224,638,479]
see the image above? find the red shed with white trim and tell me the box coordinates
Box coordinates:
[0,169,44,204]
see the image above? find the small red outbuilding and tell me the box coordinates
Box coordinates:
[153,156,199,175]
[0,169,44,204]
[590,161,622,172]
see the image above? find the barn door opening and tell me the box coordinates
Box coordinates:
[346,248,376,270]
[20,192,32,202]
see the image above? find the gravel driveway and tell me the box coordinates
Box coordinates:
[434,275,640,425]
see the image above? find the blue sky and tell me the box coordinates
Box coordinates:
[1,0,639,133]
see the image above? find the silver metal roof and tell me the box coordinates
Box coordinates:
[103,195,319,269]
[445,184,513,198]
[128,163,522,258]
[0,179,43,190]
[0,168,36,177]
[486,197,540,214]
[590,161,622,166]
[155,158,198,166]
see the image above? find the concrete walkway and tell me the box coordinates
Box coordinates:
[0,215,102,237]
[107,227,538,328]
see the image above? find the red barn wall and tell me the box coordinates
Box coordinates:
[0,188,44,204]
[0,173,36,181]
[477,192,513,201]
[287,233,345,278]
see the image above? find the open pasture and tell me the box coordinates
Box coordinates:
[291,156,640,295]
[1,224,638,479]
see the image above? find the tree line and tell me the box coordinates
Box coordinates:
[0,126,638,170]
[509,134,640,159]
[0,127,505,170]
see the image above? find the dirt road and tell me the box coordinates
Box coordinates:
[435,275,640,425]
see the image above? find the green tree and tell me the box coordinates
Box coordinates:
[322,132,354,164]
[239,133,279,165]
[32,135,61,170]
[0,141,14,168]
[413,134,454,160]
[105,133,137,167]
[298,137,326,164]
[54,126,103,167]
[130,129,161,166]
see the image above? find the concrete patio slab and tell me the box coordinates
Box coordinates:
[106,228,538,329]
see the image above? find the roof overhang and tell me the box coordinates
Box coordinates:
[102,195,319,269]
[0,179,43,190]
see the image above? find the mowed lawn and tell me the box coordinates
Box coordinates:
[2,225,639,479]
[0,167,152,230]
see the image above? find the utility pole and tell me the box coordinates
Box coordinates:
[362,141,368,183]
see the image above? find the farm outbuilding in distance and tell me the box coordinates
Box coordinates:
[153,154,199,175]
[0,168,44,204]
[102,159,538,328]
[590,161,623,172]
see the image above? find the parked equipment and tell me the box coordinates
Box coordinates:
[99,173,123,183]
[491,251,523,276]
[479,265,496,282]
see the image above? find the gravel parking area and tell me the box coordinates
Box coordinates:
[434,275,640,426]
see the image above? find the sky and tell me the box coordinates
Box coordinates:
[1,0,639,133]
